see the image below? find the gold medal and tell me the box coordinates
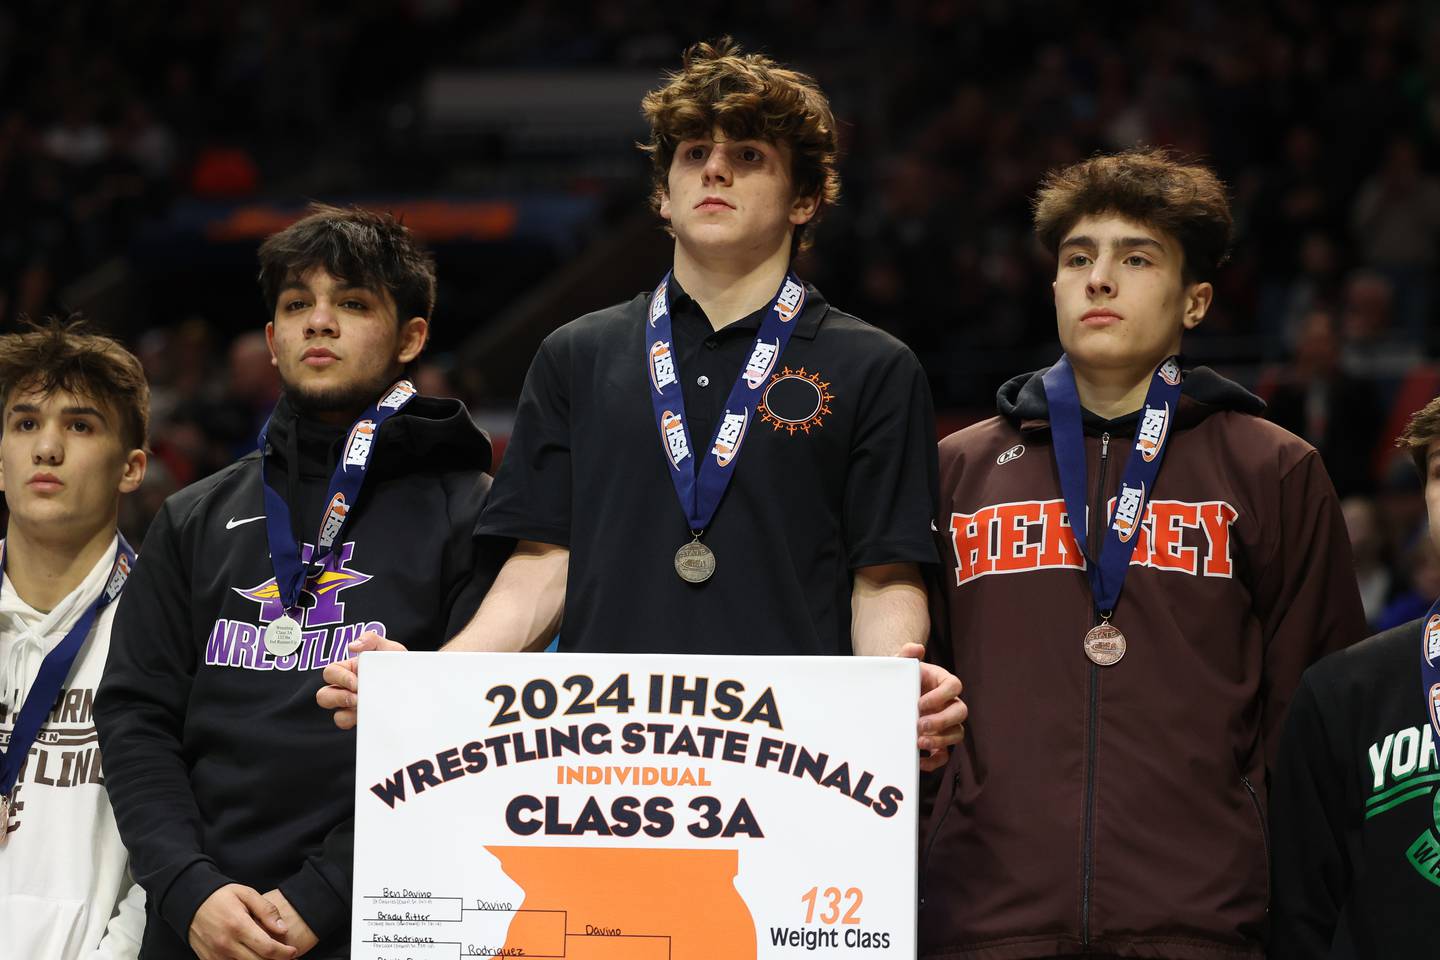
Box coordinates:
[1083,621,1126,666]
[674,539,716,584]
[0,793,11,843]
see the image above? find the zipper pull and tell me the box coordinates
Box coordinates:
[1100,432,1110,459]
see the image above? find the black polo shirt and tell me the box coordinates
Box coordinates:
[477,277,939,655]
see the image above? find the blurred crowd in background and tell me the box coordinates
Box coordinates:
[1,0,1439,631]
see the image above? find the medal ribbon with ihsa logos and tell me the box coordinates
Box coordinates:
[257,379,416,652]
[0,535,135,841]
[1421,603,1440,743]
[1042,355,1182,663]
[645,271,806,583]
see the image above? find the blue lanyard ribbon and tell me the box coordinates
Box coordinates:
[1041,355,1183,616]
[1423,602,1440,742]
[257,380,416,614]
[0,535,135,797]
[646,271,807,532]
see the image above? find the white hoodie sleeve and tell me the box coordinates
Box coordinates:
[92,870,147,959]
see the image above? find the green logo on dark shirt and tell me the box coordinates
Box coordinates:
[1405,788,1440,886]
[1365,725,1440,886]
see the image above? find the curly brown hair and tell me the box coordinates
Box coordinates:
[640,37,841,254]
[1397,394,1440,476]
[1033,148,1234,284]
[0,315,149,451]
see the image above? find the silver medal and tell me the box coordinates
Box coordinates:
[265,614,304,657]
[674,540,716,584]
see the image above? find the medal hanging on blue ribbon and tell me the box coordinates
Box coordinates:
[256,379,417,655]
[1422,602,1440,743]
[0,535,135,843]
[1042,355,1183,665]
[1411,602,1440,882]
[646,271,808,583]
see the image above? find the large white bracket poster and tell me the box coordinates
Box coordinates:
[352,652,918,958]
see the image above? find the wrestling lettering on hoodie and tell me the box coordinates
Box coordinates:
[205,539,385,672]
[0,685,107,835]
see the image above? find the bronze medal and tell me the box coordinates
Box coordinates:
[674,540,716,584]
[1083,621,1126,666]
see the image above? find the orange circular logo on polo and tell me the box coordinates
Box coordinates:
[758,366,834,435]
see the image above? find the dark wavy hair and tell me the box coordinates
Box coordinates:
[640,37,841,254]
[1033,148,1234,284]
[0,315,149,450]
[1397,394,1440,476]
[257,203,437,324]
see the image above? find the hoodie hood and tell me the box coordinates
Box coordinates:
[0,534,118,714]
[997,363,1265,434]
[262,390,493,480]
[259,389,491,548]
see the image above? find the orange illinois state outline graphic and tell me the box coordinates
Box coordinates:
[490,846,754,958]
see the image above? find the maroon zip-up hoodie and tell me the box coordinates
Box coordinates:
[919,365,1365,960]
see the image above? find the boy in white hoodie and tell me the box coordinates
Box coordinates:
[0,317,149,959]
